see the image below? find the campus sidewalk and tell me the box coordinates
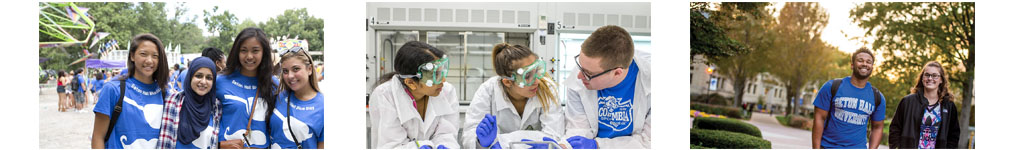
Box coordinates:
[743,112,888,149]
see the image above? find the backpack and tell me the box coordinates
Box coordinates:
[70,75,81,92]
[824,78,882,131]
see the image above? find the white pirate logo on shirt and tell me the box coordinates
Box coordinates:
[597,96,633,131]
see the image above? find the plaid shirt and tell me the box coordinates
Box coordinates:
[157,92,222,149]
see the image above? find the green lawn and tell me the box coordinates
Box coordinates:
[775,116,790,127]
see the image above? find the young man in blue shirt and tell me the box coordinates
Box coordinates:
[812,47,886,149]
[563,25,652,149]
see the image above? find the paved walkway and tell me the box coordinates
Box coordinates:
[743,112,888,149]
[39,86,96,149]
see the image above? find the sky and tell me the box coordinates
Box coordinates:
[768,2,884,65]
[165,0,327,37]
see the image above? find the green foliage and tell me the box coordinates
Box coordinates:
[769,2,836,115]
[851,3,975,147]
[693,117,762,137]
[261,8,326,60]
[39,2,324,72]
[690,128,771,149]
[690,2,746,60]
[691,102,746,119]
[202,6,239,53]
[711,2,776,108]
[690,144,712,149]
[39,2,207,70]
[786,115,812,130]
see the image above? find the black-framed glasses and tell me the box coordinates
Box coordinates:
[574,54,619,80]
[923,73,941,79]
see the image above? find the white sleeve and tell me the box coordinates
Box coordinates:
[540,100,566,140]
[461,83,494,149]
[428,86,461,149]
[368,89,414,149]
[563,83,596,139]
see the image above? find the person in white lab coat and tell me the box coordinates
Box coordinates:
[369,41,460,149]
[563,25,651,149]
[461,43,565,149]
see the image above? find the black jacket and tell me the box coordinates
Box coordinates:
[888,92,961,149]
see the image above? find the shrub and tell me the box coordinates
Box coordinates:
[787,115,813,130]
[692,93,732,106]
[690,128,771,149]
[691,144,712,149]
[693,117,761,137]
[691,102,746,119]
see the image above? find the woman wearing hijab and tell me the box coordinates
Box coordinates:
[156,57,223,149]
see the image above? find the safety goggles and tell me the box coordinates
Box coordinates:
[507,58,547,88]
[398,55,449,87]
[280,46,313,64]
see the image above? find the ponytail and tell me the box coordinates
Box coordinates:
[491,43,558,113]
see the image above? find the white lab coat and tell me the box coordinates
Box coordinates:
[369,76,461,149]
[461,77,565,149]
[564,50,652,149]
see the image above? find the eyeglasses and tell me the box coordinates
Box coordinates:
[574,54,619,81]
[923,73,941,79]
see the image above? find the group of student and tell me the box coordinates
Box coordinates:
[368,25,652,149]
[55,68,111,113]
[811,48,962,149]
[90,27,324,149]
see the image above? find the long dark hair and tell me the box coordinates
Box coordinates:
[376,41,445,87]
[224,27,278,131]
[910,61,953,102]
[125,33,170,90]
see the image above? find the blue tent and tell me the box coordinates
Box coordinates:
[85,59,126,69]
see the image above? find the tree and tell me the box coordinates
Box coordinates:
[39,2,206,71]
[202,6,238,53]
[261,8,326,60]
[690,2,746,61]
[851,2,975,147]
[770,2,835,116]
[711,2,776,108]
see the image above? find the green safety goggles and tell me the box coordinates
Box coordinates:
[507,58,547,88]
[399,55,449,87]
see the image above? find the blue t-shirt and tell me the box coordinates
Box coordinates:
[177,70,189,92]
[93,77,166,149]
[812,76,886,148]
[215,70,278,148]
[269,91,325,149]
[595,60,639,138]
[77,74,87,93]
[89,79,98,92]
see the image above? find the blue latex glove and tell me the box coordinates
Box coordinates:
[476,114,498,148]
[566,136,597,149]
[420,145,433,149]
[521,137,558,149]
[436,145,448,149]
